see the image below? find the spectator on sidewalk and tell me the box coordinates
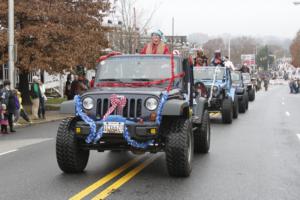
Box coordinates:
[70,68,89,99]
[12,89,20,124]
[90,76,95,88]
[0,80,16,132]
[65,74,72,100]
[15,90,31,124]
[38,80,47,119]
[0,104,8,134]
[31,76,41,120]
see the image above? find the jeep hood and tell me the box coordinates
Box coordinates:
[201,80,226,88]
[82,87,180,97]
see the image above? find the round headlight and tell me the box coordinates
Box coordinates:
[212,86,218,93]
[82,97,94,110]
[145,98,158,111]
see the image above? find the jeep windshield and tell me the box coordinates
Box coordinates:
[96,55,180,83]
[193,67,225,82]
[242,73,251,81]
[231,71,241,84]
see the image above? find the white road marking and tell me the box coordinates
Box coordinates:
[285,111,290,117]
[297,134,300,141]
[0,149,18,156]
[0,138,53,154]
[282,102,285,105]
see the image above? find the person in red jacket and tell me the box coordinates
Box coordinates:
[140,30,170,54]
[90,76,95,88]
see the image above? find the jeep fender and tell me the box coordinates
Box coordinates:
[227,88,236,102]
[193,97,208,123]
[235,87,244,95]
[60,100,75,114]
[162,99,189,116]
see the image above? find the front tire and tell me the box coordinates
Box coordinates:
[56,118,90,173]
[248,88,255,101]
[245,93,249,110]
[194,111,210,154]
[221,98,233,124]
[165,118,193,177]
[239,94,247,113]
[233,95,239,119]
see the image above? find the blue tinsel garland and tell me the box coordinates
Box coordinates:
[74,95,163,149]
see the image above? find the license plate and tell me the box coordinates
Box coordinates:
[103,122,124,134]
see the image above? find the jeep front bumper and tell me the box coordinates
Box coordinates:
[74,121,159,142]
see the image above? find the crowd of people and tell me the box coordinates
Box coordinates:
[289,78,300,94]
[0,76,47,134]
[64,66,91,100]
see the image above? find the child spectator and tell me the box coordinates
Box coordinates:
[15,90,32,124]
[1,104,9,134]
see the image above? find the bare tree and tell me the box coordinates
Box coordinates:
[203,38,225,61]
[110,0,160,53]
[229,37,257,64]
[0,0,110,102]
[290,31,300,68]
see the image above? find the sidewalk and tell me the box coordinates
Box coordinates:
[15,111,72,128]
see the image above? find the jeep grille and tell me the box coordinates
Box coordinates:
[97,98,143,118]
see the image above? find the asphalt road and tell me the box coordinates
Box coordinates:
[0,84,300,200]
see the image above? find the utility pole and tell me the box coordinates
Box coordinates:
[133,7,137,54]
[8,0,15,89]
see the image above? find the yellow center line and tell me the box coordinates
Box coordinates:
[69,156,145,200]
[91,154,161,200]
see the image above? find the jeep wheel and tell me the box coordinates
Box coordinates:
[245,93,249,110]
[248,88,255,101]
[239,94,247,113]
[233,95,239,119]
[165,118,193,177]
[194,111,210,154]
[221,98,233,124]
[56,118,89,173]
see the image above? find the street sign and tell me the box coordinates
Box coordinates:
[241,54,256,66]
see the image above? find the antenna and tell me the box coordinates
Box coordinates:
[171,17,174,52]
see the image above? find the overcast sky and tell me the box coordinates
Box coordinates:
[136,0,300,39]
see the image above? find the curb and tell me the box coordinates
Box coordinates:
[15,116,72,129]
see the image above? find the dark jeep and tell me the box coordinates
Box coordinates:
[242,73,255,101]
[56,55,210,177]
[231,71,249,113]
[193,66,239,124]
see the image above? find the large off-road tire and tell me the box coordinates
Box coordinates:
[56,118,90,173]
[233,95,239,119]
[238,94,247,113]
[245,93,249,110]
[248,88,255,101]
[221,98,233,124]
[165,118,194,177]
[194,111,210,154]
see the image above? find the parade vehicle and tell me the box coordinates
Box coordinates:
[56,54,211,177]
[231,71,249,113]
[193,66,239,124]
[242,73,255,101]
